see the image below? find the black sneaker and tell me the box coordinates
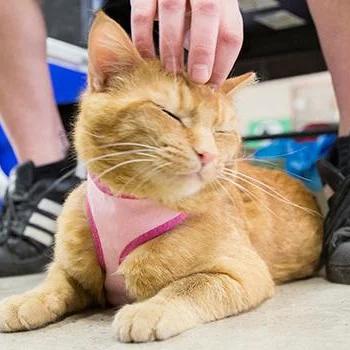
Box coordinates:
[0,160,81,277]
[318,138,350,284]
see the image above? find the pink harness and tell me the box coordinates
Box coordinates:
[86,174,187,305]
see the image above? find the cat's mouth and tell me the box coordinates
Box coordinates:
[179,172,203,182]
[178,164,218,184]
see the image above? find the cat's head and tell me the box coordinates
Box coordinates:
[75,12,254,204]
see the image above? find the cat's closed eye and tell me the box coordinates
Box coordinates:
[215,130,233,135]
[163,109,182,123]
[156,104,183,124]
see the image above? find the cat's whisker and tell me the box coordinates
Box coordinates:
[218,175,280,218]
[118,161,168,194]
[42,168,78,195]
[227,158,312,183]
[226,168,291,198]
[214,180,236,207]
[225,167,293,201]
[137,152,159,159]
[225,167,290,201]
[148,135,162,148]
[98,142,159,151]
[234,158,276,166]
[130,161,172,194]
[97,158,155,180]
[85,149,158,165]
[223,169,320,216]
[246,146,308,160]
[210,180,221,197]
[208,182,217,196]
[80,129,107,139]
[85,153,117,165]
[80,130,160,151]
[219,174,262,204]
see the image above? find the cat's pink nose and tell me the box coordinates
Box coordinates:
[198,152,216,165]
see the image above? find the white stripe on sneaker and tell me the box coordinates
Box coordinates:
[23,226,53,246]
[29,212,57,233]
[37,198,63,217]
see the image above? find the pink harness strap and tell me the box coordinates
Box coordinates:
[119,212,187,263]
[86,174,187,305]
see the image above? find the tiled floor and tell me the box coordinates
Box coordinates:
[1,274,349,350]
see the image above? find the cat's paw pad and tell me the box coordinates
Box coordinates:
[0,293,63,332]
[112,301,198,342]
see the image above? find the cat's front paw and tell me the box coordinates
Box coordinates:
[0,293,64,332]
[112,300,200,342]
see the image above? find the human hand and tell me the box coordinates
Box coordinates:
[130,0,243,87]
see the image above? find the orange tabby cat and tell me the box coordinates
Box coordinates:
[0,12,322,342]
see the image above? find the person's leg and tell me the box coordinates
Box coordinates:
[0,0,81,277]
[307,0,350,138]
[308,0,350,284]
[0,0,68,166]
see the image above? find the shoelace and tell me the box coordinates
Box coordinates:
[0,191,33,244]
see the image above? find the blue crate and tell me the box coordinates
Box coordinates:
[49,63,87,105]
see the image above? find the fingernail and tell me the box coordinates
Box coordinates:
[191,64,210,83]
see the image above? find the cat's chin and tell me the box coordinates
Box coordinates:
[119,174,203,204]
[177,174,204,197]
[114,170,215,204]
[157,173,211,204]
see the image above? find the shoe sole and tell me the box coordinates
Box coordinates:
[0,250,52,277]
[327,265,350,285]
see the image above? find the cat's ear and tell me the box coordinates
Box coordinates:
[88,11,144,92]
[220,72,256,96]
